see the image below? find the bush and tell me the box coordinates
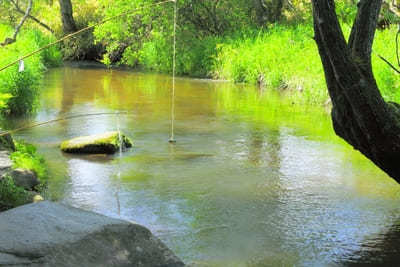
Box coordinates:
[0,141,47,211]
[0,176,30,211]
[138,32,221,77]
[0,25,61,115]
[11,141,48,183]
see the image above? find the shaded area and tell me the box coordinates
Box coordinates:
[342,219,400,266]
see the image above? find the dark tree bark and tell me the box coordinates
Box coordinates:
[58,0,77,34]
[312,0,400,182]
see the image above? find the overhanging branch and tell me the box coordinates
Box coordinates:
[9,0,54,34]
[1,0,32,46]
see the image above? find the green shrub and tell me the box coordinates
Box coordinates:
[0,24,61,115]
[138,32,221,77]
[0,176,30,211]
[0,141,47,211]
[11,141,48,183]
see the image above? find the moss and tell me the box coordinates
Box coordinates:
[60,131,133,154]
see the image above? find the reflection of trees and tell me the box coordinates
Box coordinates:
[248,125,281,171]
[60,67,76,114]
[342,220,400,266]
[248,126,264,166]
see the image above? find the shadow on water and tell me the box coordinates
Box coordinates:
[341,219,400,266]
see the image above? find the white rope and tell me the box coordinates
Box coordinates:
[116,113,122,216]
[169,0,177,143]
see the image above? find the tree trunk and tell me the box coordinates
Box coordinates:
[312,0,400,182]
[58,0,77,34]
[254,0,284,25]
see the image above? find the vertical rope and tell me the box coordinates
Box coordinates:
[116,113,122,216]
[169,0,177,143]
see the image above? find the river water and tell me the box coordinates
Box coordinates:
[4,65,400,266]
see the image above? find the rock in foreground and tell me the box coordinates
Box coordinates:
[0,201,185,266]
[60,131,132,154]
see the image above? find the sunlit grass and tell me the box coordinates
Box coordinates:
[0,24,61,115]
[139,22,400,106]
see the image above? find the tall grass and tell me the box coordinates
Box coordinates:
[137,31,222,77]
[212,25,327,104]
[214,25,400,105]
[138,23,400,105]
[0,25,61,115]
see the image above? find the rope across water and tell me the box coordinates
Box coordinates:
[0,0,178,144]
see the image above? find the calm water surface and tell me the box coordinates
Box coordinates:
[4,65,400,266]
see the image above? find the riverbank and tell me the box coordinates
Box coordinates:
[136,24,400,106]
[0,24,61,116]
[0,134,47,212]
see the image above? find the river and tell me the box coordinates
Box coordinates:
[3,64,400,266]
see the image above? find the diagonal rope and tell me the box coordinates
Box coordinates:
[169,0,177,143]
[0,112,129,137]
[0,0,174,73]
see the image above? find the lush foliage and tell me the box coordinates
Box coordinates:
[1,0,399,107]
[11,141,48,182]
[0,175,30,211]
[0,24,61,115]
[212,25,326,104]
[0,141,48,211]
[89,0,400,105]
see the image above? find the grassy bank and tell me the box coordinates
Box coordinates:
[0,25,61,115]
[137,24,400,105]
[0,141,47,211]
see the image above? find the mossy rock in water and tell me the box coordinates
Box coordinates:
[60,131,132,154]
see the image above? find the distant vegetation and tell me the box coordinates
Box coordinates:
[0,0,399,112]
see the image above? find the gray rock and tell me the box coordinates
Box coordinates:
[0,150,12,178]
[8,168,39,190]
[0,201,185,267]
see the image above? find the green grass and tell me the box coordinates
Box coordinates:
[0,141,48,211]
[136,23,400,106]
[212,25,327,104]
[0,24,61,115]
[212,24,400,105]
[11,141,48,183]
[0,176,31,211]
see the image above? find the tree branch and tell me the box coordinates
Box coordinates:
[9,0,54,34]
[348,0,382,75]
[1,0,32,46]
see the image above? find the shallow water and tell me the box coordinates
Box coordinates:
[4,65,400,266]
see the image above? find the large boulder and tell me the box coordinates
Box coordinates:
[60,131,132,154]
[0,201,185,266]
